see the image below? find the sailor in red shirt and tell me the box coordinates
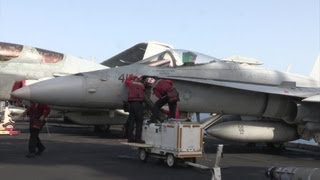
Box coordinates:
[125,75,145,143]
[24,102,50,158]
[151,79,179,122]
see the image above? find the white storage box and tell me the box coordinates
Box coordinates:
[141,120,203,158]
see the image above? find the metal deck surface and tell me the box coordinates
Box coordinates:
[0,121,319,180]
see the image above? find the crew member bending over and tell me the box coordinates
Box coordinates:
[151,79,179,122]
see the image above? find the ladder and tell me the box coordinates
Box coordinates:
[201,114,224,130]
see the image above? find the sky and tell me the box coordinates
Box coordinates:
[0,0,319,75]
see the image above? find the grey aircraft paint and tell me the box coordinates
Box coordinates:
[12,49,320,144]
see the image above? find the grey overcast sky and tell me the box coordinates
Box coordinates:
[0,0,319,75]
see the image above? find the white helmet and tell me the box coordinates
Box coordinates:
[146,77,155,84]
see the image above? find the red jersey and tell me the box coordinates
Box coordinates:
[153,79,173,98]
[125,77,145,102]
[26,103,50,129]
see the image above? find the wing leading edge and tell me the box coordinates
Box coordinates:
[158,76,320,99]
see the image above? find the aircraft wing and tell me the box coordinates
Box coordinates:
[158,76,320,99]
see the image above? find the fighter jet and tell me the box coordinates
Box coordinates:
[0,41,171,100]
[0,41,104,130]
[1,41,172,131]
[0,41,107,100]
[12,49,320,144]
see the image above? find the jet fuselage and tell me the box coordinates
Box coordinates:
[15,59,319,121]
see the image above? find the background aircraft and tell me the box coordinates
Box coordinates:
[12,49,320,145]
[1,41,172,131]
[0,41,107,100]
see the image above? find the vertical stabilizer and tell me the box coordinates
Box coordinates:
[101,41,173,68]
[143,41,173,59]
[310,55,320,81]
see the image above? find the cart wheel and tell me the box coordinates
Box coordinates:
[166,154,176,167]
[139,148,148,162]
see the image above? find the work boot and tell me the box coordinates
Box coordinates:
[36,147,46,155]
[26,152,36,158]
[136,139,145,144]
[127,139,135,143]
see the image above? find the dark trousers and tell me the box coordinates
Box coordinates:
[29,128,45,153]
[151,96,177,121]
[128,101,144,141]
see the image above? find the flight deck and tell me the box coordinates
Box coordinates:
[0,121,319,180]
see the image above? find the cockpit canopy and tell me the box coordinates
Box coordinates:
[138,49,220,68]
[0,42,23,61]
[0,41,64,63]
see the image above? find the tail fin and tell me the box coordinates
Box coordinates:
[310,55,320,81]
[101,41,173,68]
[286,64,292,73]
[142,41,173,59]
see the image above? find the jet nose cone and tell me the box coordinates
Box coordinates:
[16,75,85,106]
[11,86,31,100]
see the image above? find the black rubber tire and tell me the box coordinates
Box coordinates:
[166,154,176,167]
[139,148,148,162]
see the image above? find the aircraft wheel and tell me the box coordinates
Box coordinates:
[94,125,103,133]
[139,148,148,162]
[63,116,72,124]
[94,125,110,133]
[104,125,111,133]
[267,143,286,151]
[166,154,176,167]
[247,143,256,147]
[122,122,129,138]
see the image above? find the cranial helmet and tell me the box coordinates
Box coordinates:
[146,77,155,84]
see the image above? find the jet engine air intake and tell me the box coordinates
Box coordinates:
[260,95,311,125]
[282,103,311,124]
[262,95,296,120]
